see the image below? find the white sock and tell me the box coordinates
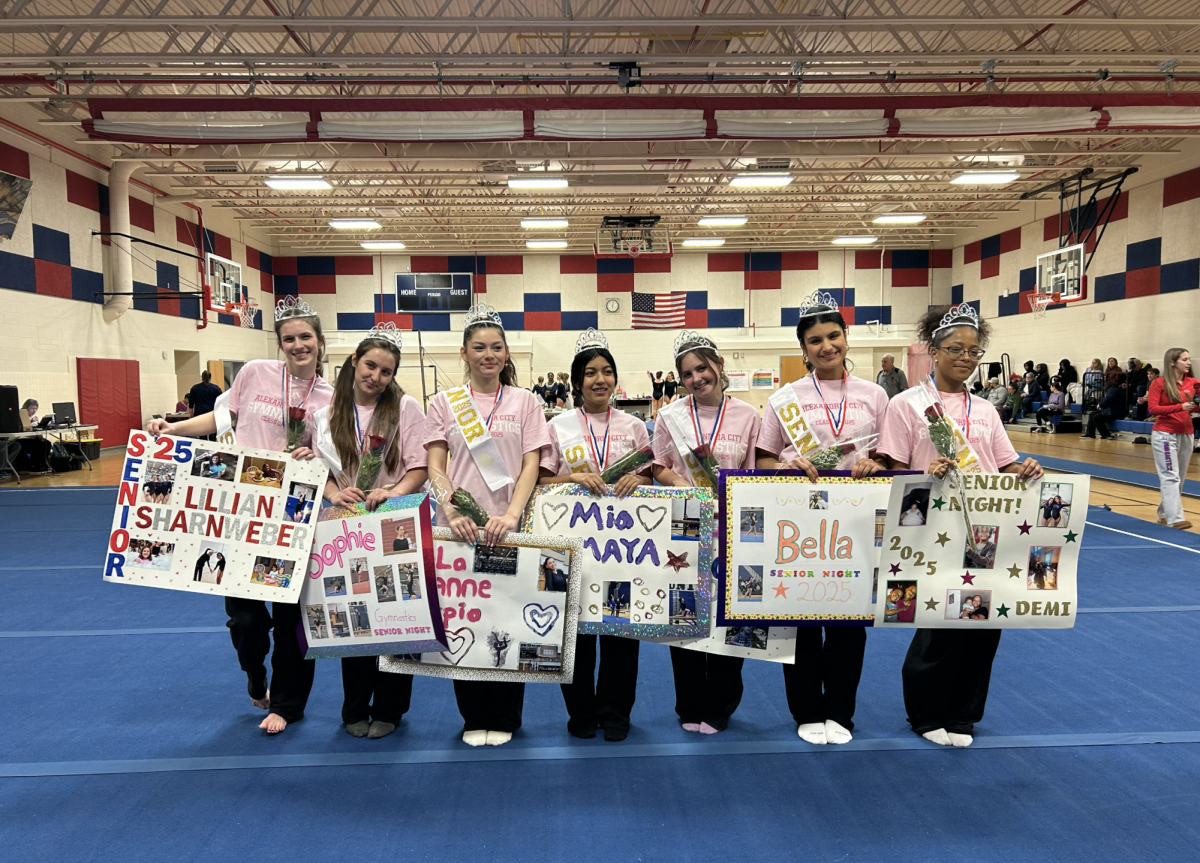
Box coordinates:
[485,730,512,746]
[797,723,827,744]
[824,720,853,745]
[462,730,488,747]
[947,732,974,748]
[922,728,952,746]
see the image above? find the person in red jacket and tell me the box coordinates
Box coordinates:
[1148,347,1200,530]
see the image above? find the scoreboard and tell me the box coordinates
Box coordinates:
[396,273,472,313]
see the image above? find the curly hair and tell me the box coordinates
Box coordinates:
[915,305,993,349]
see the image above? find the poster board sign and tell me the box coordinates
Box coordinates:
[524,485,713,639]
[654,612,799,664]
[104,430,328,602]
[874,473,1086,629]
[380,529,582,684]
[751,370,775,389]
[298,494,446,658]
[726,371,749,391]
[718,471,897,626]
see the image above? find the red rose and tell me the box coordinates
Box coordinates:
[923,403,944,420]
[288,406,307,422]
[692,444,712,460]
[367,433,387,451]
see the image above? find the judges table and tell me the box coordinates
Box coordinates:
[0,424,100,484]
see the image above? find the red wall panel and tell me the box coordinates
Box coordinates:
[77,358,141,446]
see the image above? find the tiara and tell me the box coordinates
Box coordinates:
[933,302,981,335]
[796,290,840,321]
[365,322,403,353]
[463,301,504,331]
[274,295,318,323]
[673,329,717,359]
[574,327,609,355]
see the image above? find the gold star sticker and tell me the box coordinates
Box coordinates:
[924,597,940,610]
[1007,564,1022,579]
[935,532,951,547]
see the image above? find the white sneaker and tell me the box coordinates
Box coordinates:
[462,730,488,747]
[485,730,513,746]
[824,720,853,745]
[947,732,974,748]
[922,728,952,746]
[797,722,827,744]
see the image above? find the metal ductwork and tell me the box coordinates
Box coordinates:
[102,162,137,323]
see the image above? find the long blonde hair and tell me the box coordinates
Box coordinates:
[1162,347,1190,404]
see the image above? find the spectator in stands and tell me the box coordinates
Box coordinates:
[985,378,1007,412]
[186,370,222,419]
[1134,368,1158,421]
[1034,382,1067,432]
[1127,358,1149,416]
[1018,372,1040,419]
[1104,357,1126,387]
[876,354,908,399]
[1034,363,1051,393]
[1057,359,1078,386]
[1083,380,1125,440]
[1001,383,1021,424]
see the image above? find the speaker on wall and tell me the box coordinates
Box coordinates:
[0,385,21,433]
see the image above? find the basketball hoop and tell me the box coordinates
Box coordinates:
[1028,292,1059,319]
[627,243,642,258]
[231,301,258,329]
[621,228,644,258]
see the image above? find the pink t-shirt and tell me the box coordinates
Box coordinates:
[227,359,333,452]
[757,374,890,463]
[329,394,428,489]
[652,395,760,480]
[540,407,652,476]
[876,384,1019,473]
[423,384,551,522]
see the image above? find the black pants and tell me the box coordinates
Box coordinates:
[453,680,525,733]
[902,629,1002,735]
[669,646,744,731]
[341,656,413,725]
[782,626,866,730]
[224,597,316,723]
[1084,411,1112,438]
[1035,408,1060,426]
[560,634,640,733]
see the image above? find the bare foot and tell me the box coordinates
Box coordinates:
[251,689,270,710]
[259,712,287,734]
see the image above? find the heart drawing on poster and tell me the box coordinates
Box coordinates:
[541,502,569,530]
[636,505,667,532]
[440,627,476,666]
[523,603,560,637]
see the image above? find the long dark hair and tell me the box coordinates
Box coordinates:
[571,347,619,401]
[796,309,852,373]
[916,305,993,349]
[330,336,405,474]
[273,314,327,374]
[463,322,518,387]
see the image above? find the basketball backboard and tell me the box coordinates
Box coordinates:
[595,215,672,259]
[206,253,243,310]
[1035,243,1086,303]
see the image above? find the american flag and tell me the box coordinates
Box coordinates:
[631,291,686,329]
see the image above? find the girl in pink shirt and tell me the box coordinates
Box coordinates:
[653,331,761,734]
[539,330,652,742]
[424,305,551,747]
[754,293,889,747]
[311,325,429,741]
[877,304,1042,749]
[147,297,334,735]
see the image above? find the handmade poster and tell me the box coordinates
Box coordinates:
[719,471,894,626]
[103,430,328,602]
[751,370,775,389]
[297,494,446,658]
[874,473,1087,629]
[654,604,799,664]
[380,528,582,684]
[726,371,749,391]
[524,485,713,638]
[0,170,32,239]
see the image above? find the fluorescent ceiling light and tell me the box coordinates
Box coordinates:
[831,236,878,245]
[360,241,406,250]
[873,213,927,225]
[698,216,748,227]
[520,218,570,228]
[264,175,331,190]
[729,173,793,188]
[950,171,1021,185]
[508,177,569,189]
[328,219,381,230]
[526,239,569,249]
[681,237,726,247]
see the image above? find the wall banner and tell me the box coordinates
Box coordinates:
[874,472,1086,629]
[298,494,446,658]
[104,431,328,602]
[718,470,897,626]
[523,485,714,639]
[380,528,582,684]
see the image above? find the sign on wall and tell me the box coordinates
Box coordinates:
[104,431,328,602]
[524,485,714,639]
[719,471,893,626]
[380,529,582,684]
[299,494,446,658]
[396,272,472,313]
[874,473,1087,629]
[0,170,33,240]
